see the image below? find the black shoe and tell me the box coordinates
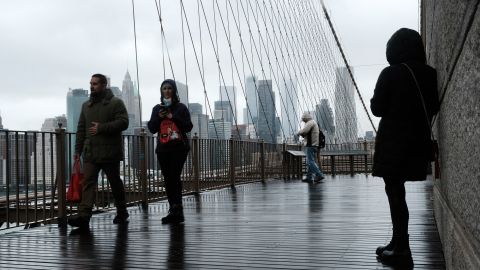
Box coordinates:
[68,215,90,228]
[380,248,413,267]
[302,178,313,183]
[113,211,129,224]
[376,239,395,256]
[162,205,185,224]
[379,235,413,268]
[314,175,325,182]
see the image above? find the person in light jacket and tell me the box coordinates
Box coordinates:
[297,112,325,183]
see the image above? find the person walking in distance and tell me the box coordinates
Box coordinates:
[148,79,193,224]
[297,112,325,183]
[371,28,439,267]
[68,73,130,228]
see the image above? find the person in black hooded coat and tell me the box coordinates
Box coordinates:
[370,28,439,266]
[148,79,193,224]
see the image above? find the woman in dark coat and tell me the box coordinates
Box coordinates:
[148,79,193,224]
[370,28,439,266]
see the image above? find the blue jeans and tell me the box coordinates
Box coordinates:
[306,147,324,180]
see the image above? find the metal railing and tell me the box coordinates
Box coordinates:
[0,128,374,230]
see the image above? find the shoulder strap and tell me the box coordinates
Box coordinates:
[401,63,435,141]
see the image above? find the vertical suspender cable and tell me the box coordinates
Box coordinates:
[131,0,142,125]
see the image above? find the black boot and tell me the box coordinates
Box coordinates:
[376,237,396,256]
[68,215,90,229]
[380,235,413,267]
[113,210,129,224]
[162,204,185,224]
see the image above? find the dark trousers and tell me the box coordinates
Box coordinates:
[384,177,409,238]
[79,161,127,217]
[158,150,189,206]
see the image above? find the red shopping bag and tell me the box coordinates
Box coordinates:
[67,159,83,202]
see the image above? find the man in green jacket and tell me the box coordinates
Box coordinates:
[68,73,130,228]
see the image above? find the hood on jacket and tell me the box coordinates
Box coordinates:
[386,28,426,65]
[160,79,180,105]
[301,112,312,122]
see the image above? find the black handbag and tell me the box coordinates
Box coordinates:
[402,63,440,178]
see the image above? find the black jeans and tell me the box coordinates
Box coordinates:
[384,177,409,238]
[158,149,189,206]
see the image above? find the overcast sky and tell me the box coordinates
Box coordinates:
[0,0,419,133]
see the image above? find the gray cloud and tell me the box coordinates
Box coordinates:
[0,0,418,133]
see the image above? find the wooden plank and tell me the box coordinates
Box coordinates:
[0,175,445,269]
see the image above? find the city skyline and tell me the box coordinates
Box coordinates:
[0,1,419,136]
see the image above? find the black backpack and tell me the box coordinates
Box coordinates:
[307,126,326,149]
[318,129,326,149]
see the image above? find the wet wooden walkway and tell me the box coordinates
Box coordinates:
[0,175,445,269]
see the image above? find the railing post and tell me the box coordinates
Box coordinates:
[330,155,336,176]
[192,134,200,193]
[229,137,235,187]
[349,155,354,176]
[139,128,148,209]
[363,140,368,174]
[282,142,287,180]
[55,125,66,228]
[260,140,265,182]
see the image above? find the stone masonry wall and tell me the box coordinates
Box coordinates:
[423,0,480,269]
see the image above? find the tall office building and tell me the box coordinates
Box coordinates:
[66,89,89,133]
[110,86,122,98]
[208,119,231,140]
[214,101,234,125]
[0,111,3,129]
[0,133,35,186]
[245,76,258,126]
[66,88,89,163]
[334,67,357,143]
[279,79,298,140]
[176,81,189,105]
[315,99,335,144]
[41,115,67,131]
[30,115,69,186]
[122,71,141,134]
[257,80,276,143]
[188,103,203,115]
[208,119,231,170]
[189,103,209,139]
[219,86,237,123]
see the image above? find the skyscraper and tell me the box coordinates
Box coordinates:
[122,71,141,134]
[334,67,357,143]
[214,100,233,125]
[279,79,298,140]
[188,103,203,115]
[315,99,335,144]
[110,86,122,98]
[208,119,231,170]
[245,76,258,126]
[33,115,69,186]
[66,89,89,133]
[0,111,3,129]
[208,119,231,140]
[257,80,277,143]
[176,81,189,105]
[0,132,35,186]
[219,86,237,124]
[189,103,209,139]
[41,115,67,131]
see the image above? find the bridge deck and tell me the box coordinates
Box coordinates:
[0,175,445,269]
